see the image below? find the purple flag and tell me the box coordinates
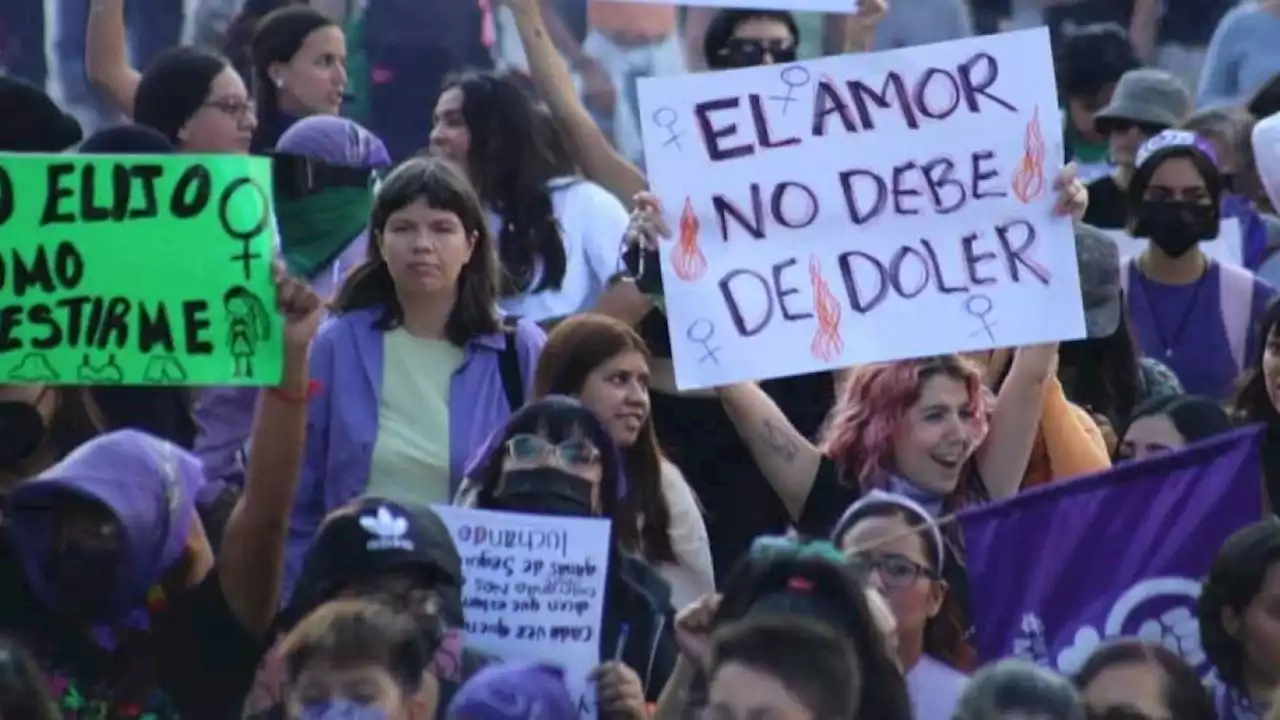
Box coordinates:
[959,426,1263,676]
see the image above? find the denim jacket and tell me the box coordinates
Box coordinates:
[283,307,544,597]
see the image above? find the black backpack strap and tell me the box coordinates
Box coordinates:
[498,316,524,412]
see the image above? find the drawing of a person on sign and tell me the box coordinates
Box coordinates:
[224,286,271,378]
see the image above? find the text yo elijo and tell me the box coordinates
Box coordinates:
[0,158,270,355]
[683,47,1053,338]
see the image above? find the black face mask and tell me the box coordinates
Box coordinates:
[1131,199,1217,258]
[491,468,597,517]
[0,401,45,471]
[638,308,673,359]
[49,545,119,620]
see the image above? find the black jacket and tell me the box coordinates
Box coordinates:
[601,554,679,702]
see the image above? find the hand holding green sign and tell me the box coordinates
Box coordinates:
[0,153,282,386]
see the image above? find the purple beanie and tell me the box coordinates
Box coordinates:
[445,662,577,719]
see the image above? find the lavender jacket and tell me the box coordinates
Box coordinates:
[283,307,545,597]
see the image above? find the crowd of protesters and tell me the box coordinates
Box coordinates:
[5,0,1280,719]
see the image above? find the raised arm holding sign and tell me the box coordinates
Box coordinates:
[637,28,1087,390]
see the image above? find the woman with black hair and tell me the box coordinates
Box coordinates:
[85,0,344,154]
[700,10,801,71]
[1116,393,1233,461]
[1233,298,1280,509]
[429,70,641,325]
[217,0,308,90]
[833,490,971,719]
[1076,640,1214,720]
[702,615,864,720]
[82,0,258,155]
[287,156,544,600]
[249,5,348,152]
[1199,520,1280,718]
[1055,316,1182,450]
[464,396,676,711]
[87,0,251,151]
[1120,130,1276,401]
[657,539,913,719]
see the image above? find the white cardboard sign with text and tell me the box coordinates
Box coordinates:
[599,0,857,12]
[637,28,1085,390]
[432,505,611,718]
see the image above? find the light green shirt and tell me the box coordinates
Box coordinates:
[366,329,463,506]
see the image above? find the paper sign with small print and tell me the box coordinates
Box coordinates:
[599,0,858,12]
[432,505,611,718]
[637,28,1085,390]
[0,153,281,386]
[1101,219,1243,268]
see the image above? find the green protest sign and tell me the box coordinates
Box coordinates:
[0,153,282,386]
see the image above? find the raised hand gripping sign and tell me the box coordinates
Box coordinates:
[432,505,611,719]
[0,154,281,386]
[636,28,1086,391]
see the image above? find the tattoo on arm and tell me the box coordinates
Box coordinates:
[761,420,799,463]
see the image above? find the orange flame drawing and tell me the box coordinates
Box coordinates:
[1011,106,1046,203]
[809,256,844,362]
[671,197,708,282]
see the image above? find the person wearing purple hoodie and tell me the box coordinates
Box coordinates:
[445,662,578,719]
[0,264,323,720]
[194,116,391,489]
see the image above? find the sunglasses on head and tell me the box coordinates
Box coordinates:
[272,153,374,201]
[1096,118,1167,137]
[717,38,797,68]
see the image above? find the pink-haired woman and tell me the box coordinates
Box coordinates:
[717,353,1020,533]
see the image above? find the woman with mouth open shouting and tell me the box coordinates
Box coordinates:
[620,164,1094,543]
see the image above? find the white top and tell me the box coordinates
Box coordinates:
[907,655,969,720]
[653,460,717,610]
[492,178,630,322]
[1254,112,1280,215]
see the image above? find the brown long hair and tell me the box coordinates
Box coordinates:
[332,156,501,345]
[532,314,677,563]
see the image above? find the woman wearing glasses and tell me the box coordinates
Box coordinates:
[458,314,715,608]
[464,396,678,710]
[86,0,346,154]
[833,490,971,720]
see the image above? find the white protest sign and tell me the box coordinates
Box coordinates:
[431,505,611,718]
[637,27,1085,390]
[599,0,858,12]
[1101,219,1244,268]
